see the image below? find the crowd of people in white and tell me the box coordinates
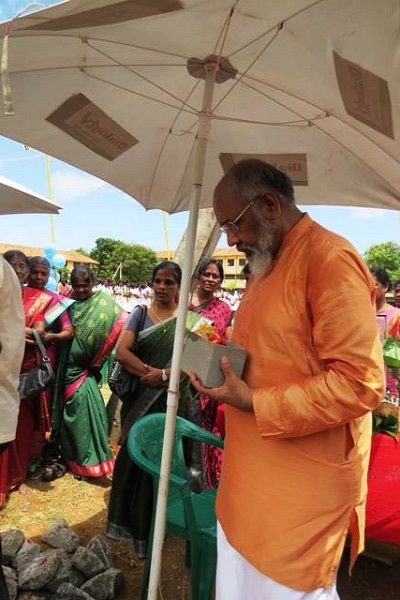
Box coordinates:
[93,279,244,313]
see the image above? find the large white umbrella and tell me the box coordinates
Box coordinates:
[0,0,399,212]
[0,174,61,214]
[0,1,399,596]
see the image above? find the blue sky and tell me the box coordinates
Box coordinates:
[0,0,398,257]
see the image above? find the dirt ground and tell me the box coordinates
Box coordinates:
[0,471,191,599]
[1,470,399,599]
[1,383,399,598]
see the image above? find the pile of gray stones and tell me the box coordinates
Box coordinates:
[1,519,125,599]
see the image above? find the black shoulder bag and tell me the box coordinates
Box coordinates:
[108,305,147,402]
[19,328,54,400]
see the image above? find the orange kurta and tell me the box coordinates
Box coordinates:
[217,214,384,591]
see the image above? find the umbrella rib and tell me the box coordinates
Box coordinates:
[84,70,199,117]
[242,75,325,113]
[212,114,318,127]
[305,116,397,188]
[217,75,395,178]
[146,79,207,202]
[213,0,325,113]
[85,39,202,114]
[239,77,394,163]
[82,35,190,61]
[227,0,326,60]
[212,27,281,114]
[211,1,238,58]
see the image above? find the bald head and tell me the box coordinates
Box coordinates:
[215,159,295,208]
[213,159,303,279]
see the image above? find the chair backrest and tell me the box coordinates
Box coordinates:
[127,412,224,496]
[127,413,187,492]
[128,413,222,600]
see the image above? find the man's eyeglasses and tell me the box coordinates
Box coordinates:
[220,200,254,234]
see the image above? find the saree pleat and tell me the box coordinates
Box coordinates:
[62,375,115,477]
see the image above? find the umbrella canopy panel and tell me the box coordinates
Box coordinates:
[0,0,399,212]
[0,174,60,214]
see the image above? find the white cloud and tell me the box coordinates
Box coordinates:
[51,170,107,202]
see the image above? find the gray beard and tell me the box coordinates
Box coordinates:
[241,221,276,279]
[248,250,273,278]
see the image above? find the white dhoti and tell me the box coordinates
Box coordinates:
[216,523,340,600]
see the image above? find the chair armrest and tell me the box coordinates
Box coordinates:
[177,418,224,449]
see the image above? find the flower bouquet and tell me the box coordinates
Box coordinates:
[383,336,400,369]
[372,401,399,439]
[181,314,247,387]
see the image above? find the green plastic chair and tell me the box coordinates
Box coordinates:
[126,412,224,600]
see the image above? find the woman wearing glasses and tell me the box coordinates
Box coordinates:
[189,258,232,488]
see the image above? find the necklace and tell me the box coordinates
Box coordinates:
[150,303,176,329]
[190,291,213,308]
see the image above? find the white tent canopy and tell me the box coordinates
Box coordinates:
[0,174,60,214]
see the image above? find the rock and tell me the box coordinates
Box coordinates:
[12,539,41,571]
[17,592,51,599]
[44,550,71,592]
[1,530,26,564]
[53,582,95,599]
[43,551,85,593]
[1,523,121,599]
[3,565,18,600]
[71,546,106,579]
[86,535,115,569]
[18,550,61,590]
[70,564,87,588]
[41,519,80,553]
[80,568,125,600]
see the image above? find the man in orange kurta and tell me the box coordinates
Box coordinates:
[191,159,384,599]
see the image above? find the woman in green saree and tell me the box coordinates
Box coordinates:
[106,261,195,558]
[58,266,126,479]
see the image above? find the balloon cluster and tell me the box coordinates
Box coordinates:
[43,244,66,292]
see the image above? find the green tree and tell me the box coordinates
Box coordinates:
[90,237,156,282]
[363,241,400,283]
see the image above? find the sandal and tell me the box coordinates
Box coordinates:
[42,463,67,482]
[27,466,44,480]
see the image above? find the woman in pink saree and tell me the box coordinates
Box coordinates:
[189,258,232,488]
[370,267,400,396]
[1,251,52,505]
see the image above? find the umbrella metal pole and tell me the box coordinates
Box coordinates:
[147,63,217,600]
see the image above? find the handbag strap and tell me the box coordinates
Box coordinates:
[122,305,147,355]
[31,327,51,362]
[134,305,147,339]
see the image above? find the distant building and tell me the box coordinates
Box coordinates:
[0,243,98,272]
[155,247,247,288]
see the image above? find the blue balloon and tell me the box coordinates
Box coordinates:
[51,253,66,269]
[43,244,57,260]
[50,267,60,283]
[45,276,57,292]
